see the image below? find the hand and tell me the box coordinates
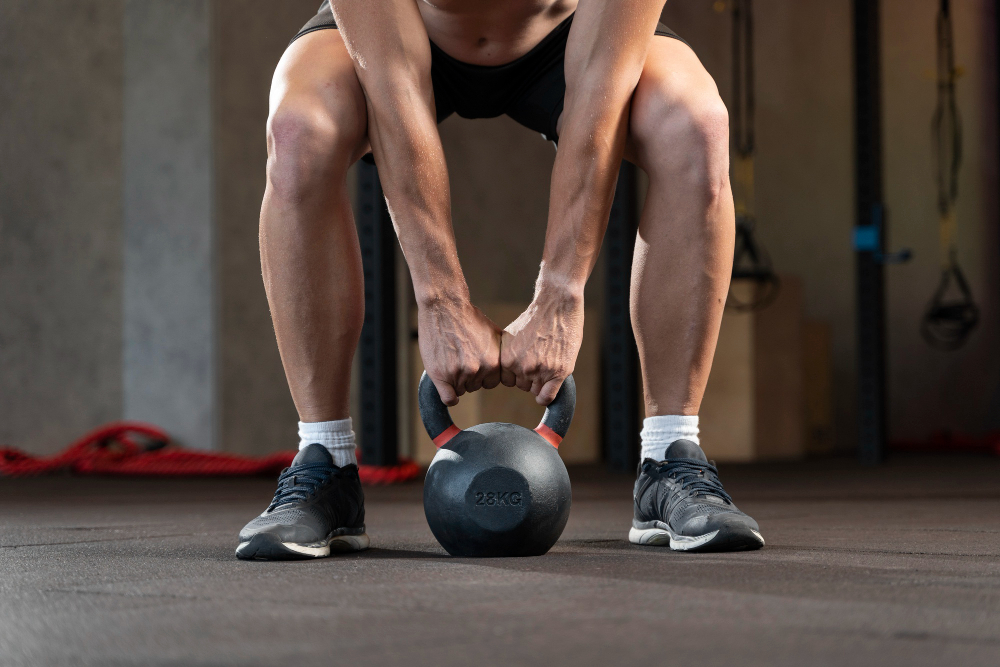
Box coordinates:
[501,288,584,405]
[418,297,503,406]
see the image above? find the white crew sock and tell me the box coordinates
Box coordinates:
[298,418,357,467]
[640,415,700,462]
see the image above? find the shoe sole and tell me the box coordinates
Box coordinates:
[235,531,370,561]
[629,523,765,552]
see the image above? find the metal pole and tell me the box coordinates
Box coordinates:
[853,0,887,465]
[603,162,641,472]
[357,161,399,466]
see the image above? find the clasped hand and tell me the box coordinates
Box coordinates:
[418,292,583,407]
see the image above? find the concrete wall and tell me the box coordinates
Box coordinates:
[0,0,313,455]
[0,1,125,455]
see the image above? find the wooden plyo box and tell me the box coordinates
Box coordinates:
[700,276,807,462]
[803,319,834,455]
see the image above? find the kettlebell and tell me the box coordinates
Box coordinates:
[419,372,575,557]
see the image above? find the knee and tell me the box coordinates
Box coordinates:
[265,100,364,201]
[631,84,730,202]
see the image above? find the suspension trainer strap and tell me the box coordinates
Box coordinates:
[922,0,979,350]
[728,0,779,311]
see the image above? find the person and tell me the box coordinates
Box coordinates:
[236,0,764,560]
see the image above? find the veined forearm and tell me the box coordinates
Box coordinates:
[539,91,631,295]
[539,0,664,296]
[330,0,468,304]
[364,86,467,302]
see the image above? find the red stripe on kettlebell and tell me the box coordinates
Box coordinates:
[534,423,562,448]
[432,424,462,448]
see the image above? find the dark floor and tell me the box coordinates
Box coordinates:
[2,455,999,667]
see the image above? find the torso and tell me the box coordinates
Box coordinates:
[417,0,578,66]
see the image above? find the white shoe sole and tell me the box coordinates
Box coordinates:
[629,525,764,552]
[236,532,370,560]
[282,533,371,557]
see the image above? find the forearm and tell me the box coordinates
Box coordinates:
[539,102,630,297]
[538,0,665,297]
[369,88,468,305]
[330,0,468,305]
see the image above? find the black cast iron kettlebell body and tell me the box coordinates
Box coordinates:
[419,373,575,557]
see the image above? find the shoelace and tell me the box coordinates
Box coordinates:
[268,462,333,511]
[655,458,733,505]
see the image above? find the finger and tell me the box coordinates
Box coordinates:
[515,373,533,393]
[466,373,484,393]
[470,361,496,393]
[530,379,543,397]
[481,367,502,390]
[537,377,564,406]
[499,331,515,365]
[499,330,520,387]
[433,378,459,407]
[455,365,478,395]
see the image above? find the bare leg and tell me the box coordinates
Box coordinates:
[625,38,735,418]
[260,31,371,422]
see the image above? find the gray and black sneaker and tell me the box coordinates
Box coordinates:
[629,439,764,552]
[236,443,369,560]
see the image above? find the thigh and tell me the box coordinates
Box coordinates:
[270,29,371,165]
[624,36,726,170]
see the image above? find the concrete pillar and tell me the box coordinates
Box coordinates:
[123,1,215,448]
[0,1,125,456]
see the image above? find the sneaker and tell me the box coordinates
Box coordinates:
[236,443,369,560]
[629,439,764,552]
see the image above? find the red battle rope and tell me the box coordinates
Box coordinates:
[0,422,421,484]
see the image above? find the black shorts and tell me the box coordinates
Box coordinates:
[292,1,684,144]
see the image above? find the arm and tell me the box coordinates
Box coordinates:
[501,0,666,403]
[330,1,502,404]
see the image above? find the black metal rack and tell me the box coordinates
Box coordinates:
[853,0,888,465]
[602,162,642,472]
[356,160,399,467]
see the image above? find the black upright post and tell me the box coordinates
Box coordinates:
[357,161,398,467]
[853,0,887,465]
[603,162,641,472]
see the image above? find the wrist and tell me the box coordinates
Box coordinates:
[410,257,471,310]
[533,269,585,308]
[414,284,471,311]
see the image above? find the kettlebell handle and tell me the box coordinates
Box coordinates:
[418,372,576,449]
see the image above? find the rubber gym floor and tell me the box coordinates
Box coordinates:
[2,454,999,667]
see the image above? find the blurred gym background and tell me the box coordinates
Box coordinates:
[2,0,998,465]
